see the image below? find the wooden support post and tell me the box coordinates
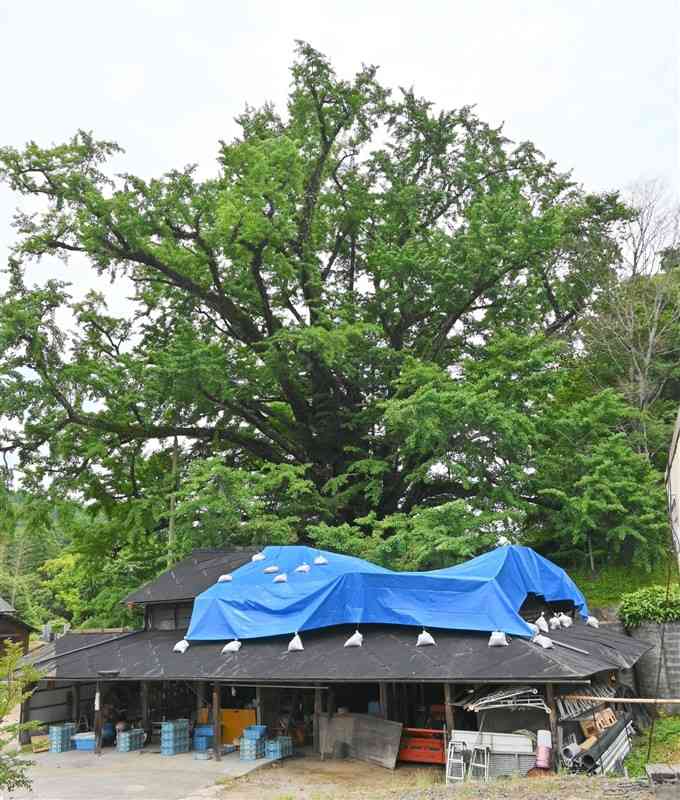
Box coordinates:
[71,683,80,724]
[379,682,388,720]
[444,683,455,736]
[545,684,559,772]
[327,686,336,717]
[140,681,149,733]
[19,696,31,745]
[94,680,103,756]
[212,683,222,761]
[313,685,322,753]
[196,680,206,720]
[255,686,263,725]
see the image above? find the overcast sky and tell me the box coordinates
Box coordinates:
[0,0,678,309]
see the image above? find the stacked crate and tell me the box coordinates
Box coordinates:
[265,739,283,760]
[192,724,214,753]
[265,735,293,760]
[160,719,190,756]
[48,723,76,753]
[239,725,267,761]
[116,728,145,752]
[277,735,293,757]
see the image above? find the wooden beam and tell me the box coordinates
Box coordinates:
[545,684,559,773]
[565,695,680,704]
[212,683,222,761]
[444,684,455,734]
[94,681,102,756]
[327,686,336,717]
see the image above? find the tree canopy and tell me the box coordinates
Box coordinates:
[0,44,673,623]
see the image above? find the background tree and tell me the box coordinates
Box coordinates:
[583,179,680,465]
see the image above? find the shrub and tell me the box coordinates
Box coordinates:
[619,584,680,628]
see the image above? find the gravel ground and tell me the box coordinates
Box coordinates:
[216,757,657,800]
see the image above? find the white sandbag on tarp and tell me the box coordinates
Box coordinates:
[295,563,311,573]
[587,615,600,628]
[416,629,436,647]
[549,614,561,630]
[222,640,242,653]
[288,633,304,652]
[273,573,288,583]
[251,552,266,562]
[217,574,232,583]
[344,630,363,648]
[558,612,573,628]
[264,565,279,573]
[536,613,549,633]
[314,555,329,565]
[173,639,190,654]
[532,634,553,649]
[488,630,509,647]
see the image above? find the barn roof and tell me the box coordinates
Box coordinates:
[40,621,649,684]
[123,548,257,605]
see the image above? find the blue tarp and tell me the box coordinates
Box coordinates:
[185,544,589,642]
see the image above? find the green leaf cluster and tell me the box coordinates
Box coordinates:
[619,584,680,628]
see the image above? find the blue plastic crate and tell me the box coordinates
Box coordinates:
[243,725,267,739]
[49,723,77,753]
[239,736,265,761]
[72,733,96,751]
[194,724,213,737]
[116,729,145,752]
[193,735,213,752]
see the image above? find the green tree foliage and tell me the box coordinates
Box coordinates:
[619,584,680,627]
[0,642,42,792]
[0,44,671,622]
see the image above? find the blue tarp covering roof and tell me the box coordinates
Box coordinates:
[185,544,589,642]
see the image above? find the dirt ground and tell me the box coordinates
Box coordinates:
[218,757,657,800]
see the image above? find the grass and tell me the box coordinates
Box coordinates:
[570,559,678,609]
[625,716,680,776]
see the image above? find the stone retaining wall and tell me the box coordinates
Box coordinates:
[629,621,680,712]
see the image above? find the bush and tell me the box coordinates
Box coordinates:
[619,584,680,628]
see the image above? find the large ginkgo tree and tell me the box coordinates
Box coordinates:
[0,44,666,617]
